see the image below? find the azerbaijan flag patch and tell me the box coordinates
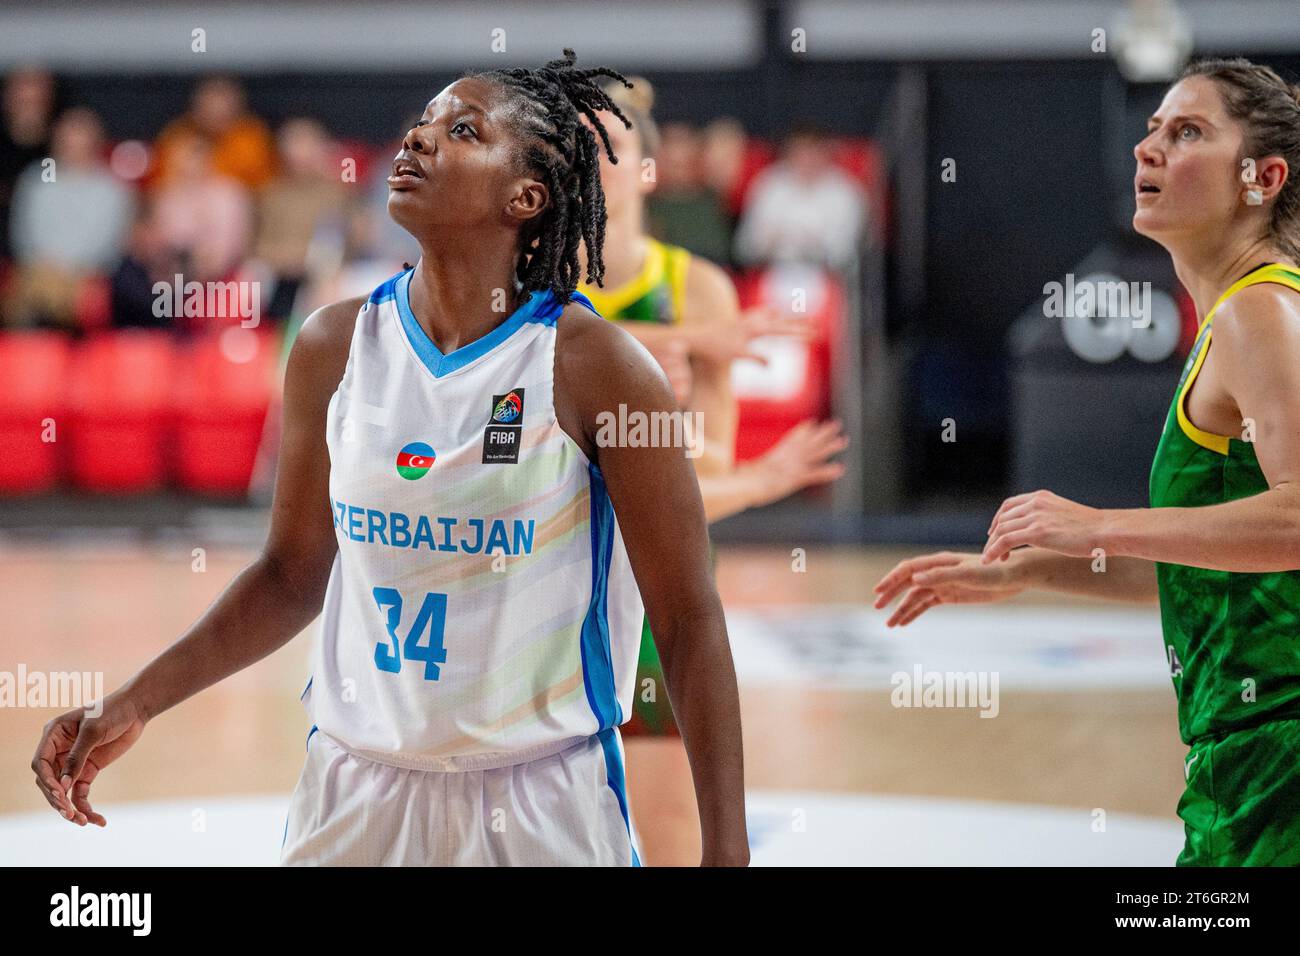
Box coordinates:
[396,441,436,480]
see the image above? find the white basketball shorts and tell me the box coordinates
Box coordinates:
[280,726,641,866]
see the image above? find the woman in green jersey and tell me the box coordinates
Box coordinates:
[875,58,1300,866]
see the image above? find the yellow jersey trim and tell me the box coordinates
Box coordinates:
[1176,263,1300,455]
[578,238,691,324]
[664,243,690,324]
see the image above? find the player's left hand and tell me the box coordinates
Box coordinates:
[982,489,1106,563]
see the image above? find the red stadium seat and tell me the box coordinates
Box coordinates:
[830,138,888,246]
[67,331,176,492]
[830,138,885,194]
[730,265,843,462]
[729,139,778,216]
[0,332,72,493]
[73,274,113,332]
[173,326,276,495]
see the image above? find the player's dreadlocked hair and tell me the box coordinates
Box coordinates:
[472,49,633,300]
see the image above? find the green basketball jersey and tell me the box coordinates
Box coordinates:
[578,237,689,326]
[1148,262,1300,745]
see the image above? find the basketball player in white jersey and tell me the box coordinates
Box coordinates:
[31,51,750,867]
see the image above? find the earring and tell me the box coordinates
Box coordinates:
[1245,189,1264,206]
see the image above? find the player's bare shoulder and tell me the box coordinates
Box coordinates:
[681,255,739,328]
[1210,280,1300,378]
[1215,280,1300,333]
[555,299,665,395]
[553,299,672,459]
[286,295,368,403]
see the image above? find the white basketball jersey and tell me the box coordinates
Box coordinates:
[302,267,645,771]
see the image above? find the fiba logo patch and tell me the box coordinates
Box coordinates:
[492,389,524,424]
[396,441,436,480]
[483,387,525,464]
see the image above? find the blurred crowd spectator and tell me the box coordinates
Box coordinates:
[1,69,57,261]
[8,108,134,328]
[733,125,868,268]
[646,121,732,265]
[0,66,874,337]
[150,76,276,191]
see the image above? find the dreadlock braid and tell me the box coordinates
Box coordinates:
[475,49,632,300]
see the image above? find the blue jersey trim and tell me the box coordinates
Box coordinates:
[578,462,622,731]
[367,270,403,306]
[597,726,641,866]
[367,268,601,376]
[389,268,593,378]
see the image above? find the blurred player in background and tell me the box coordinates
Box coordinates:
[874,57,1300,866]
[581,76,848,865]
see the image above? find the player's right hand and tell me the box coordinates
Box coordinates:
[32,691,147,827]
[872,551,1028,627]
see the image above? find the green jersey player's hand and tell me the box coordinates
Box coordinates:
[873,550,1031,627]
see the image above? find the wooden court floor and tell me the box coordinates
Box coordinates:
[0,542,1186,823]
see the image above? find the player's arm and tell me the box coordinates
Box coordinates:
[123,297,361,716]
[672,259,847,522]
[607,317,693,352]
[31,297,362,826]
[610,301,809,368]
[872,549,1158,628]
[983,285,1300,573]
[678,257,739,479]
[555,306,749,867]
